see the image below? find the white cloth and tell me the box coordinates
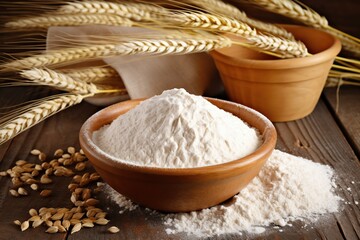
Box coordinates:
[47,25,221,104]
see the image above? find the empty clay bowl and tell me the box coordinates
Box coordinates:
[79,98,277,212]
[210,24,341,122]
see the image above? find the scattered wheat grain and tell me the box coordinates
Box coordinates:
[108,226,120,233]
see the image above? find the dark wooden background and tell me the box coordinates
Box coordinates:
[0,1,359,239]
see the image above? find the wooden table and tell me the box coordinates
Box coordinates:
[0,1,360,239]
[0,85,359,240]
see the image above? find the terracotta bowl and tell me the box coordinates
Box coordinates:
[210,24,341,122]
[79,98,277,212]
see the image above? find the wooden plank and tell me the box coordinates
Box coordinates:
[323,86,360,158]
[274,100,360,240]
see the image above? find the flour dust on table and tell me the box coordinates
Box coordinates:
[105,150,341,237]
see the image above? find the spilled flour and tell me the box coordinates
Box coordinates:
[105,150,340,237]
[93,88,261,168]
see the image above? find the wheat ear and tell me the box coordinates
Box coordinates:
[61,66,120,83]
[326,30,360,56]
[2,37,232,70]
[184,0,294,39]
[0,94,88,145]
[1,44,120,71]
[242,0,328,28]
[5,14,132,29]
[242,0,360,54]
[57,1,168,21]
[170,13,307,57]
[20,68,98,94]
[115,37,232,55]
[247,35,307,58]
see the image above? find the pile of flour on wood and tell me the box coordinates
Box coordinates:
[105,150,340,237]
[93,88,261,168]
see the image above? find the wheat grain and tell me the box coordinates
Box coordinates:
[5,14,132,29]
[0,94,88,145]
[108,226,120,233]
[71,222,82,234]
[21,221,30,231]
[46,226,59,233]
[95,218,109,225]
[57,1,167,21]
[21,68,98,94]
[184,0,294,39]
[61,66,120,83]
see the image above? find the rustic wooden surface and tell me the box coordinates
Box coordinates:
[1,0,360,239]
[0,86,359,240]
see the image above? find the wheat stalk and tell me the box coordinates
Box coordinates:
[169,12,307,57]
[184,0,294,39]
[57,1,167,21]
[2,37,232,70]
[5,14,133,29]
[326,77,360,87]
[20,68,98,94]
[61,66,120,83]
[0,94,88,145]
[95,84,128,96]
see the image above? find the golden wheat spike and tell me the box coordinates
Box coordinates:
[248,34,308,58]
[184,0,294,39]
[172,12,257,37]
[241,0,360,55]
[241,0,328,28]
[116,37,232,55]
[20,68,98,94]
[0,94,89,145]
[57,1,167,21]
[1,44,119,71]
[61,66,120,83]
[167,12,307,57]
[5,14,133,29]
[2,37,232,71]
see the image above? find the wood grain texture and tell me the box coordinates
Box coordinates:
[323,86,360,158]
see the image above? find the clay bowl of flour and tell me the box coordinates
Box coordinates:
[80,90,276,212]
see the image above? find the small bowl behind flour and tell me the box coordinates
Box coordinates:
[79,98,277,212]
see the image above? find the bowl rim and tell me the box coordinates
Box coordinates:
[210,24,342,69]
[79,97,277,176]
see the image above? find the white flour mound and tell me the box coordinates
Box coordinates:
[93,88,261,168]
[164,150,341,237]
